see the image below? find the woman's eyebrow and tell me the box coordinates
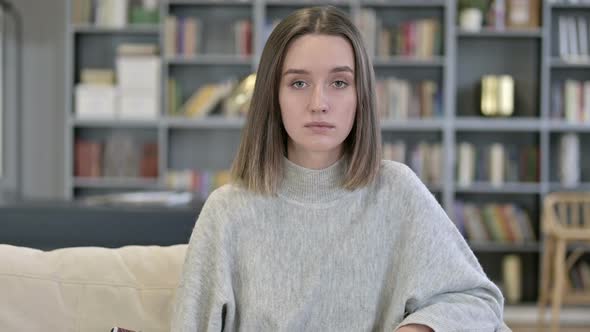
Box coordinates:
[283,66,354,76]
[330,66,354,74]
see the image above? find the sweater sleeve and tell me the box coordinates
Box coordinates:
[393,166,510,332]
[171,191,235,332]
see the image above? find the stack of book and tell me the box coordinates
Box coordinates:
[383,141,442,185]
[116,43,160,119]
[376,78,442,120]
[75,43,160,120]
[454,201,536,244]
[457,142,539,187]
[75,69,117,119]
[356,9,441,58]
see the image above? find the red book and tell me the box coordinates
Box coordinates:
[75,139,102,177]
[140,143,158,178]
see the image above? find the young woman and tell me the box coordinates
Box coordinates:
[172,6,510,332]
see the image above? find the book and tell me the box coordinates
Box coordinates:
[117,43,158,56]
[71,0,92,24]
[551,81,564,119]
[223,73,256,117]
[463,203,491,242]
[568,16,580,60]
[507,0,540,29]
[183,17,198,57]
[489,143,505,187]
[75,139,103,177]
[559,133,580,188]
[75,84,117,119]
[140,143,158,178]
[559,16,569,59]
[457,142,476,187]
[165,16,178,57]
[481,75,499,116]
[578,17,589,60]
[503,255,522,304]
[564,79,580,122]
[80,68,115,85]
[102,133,141,178]
[181,80,236,118]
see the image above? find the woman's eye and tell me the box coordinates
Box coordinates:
[292,81,307,89]
[332,80,349,88]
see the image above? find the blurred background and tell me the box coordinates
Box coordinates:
[0,0,589,331]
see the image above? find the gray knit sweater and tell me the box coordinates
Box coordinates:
[171,158,511,331]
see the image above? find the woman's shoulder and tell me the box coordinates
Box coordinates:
[205,183,252,207]
[378,159,416,184]
[376,160,430,197]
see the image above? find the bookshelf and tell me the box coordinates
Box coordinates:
[65,0,590,305]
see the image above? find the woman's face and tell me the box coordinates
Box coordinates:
[279,34,357,161]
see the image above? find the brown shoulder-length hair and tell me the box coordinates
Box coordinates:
[230,6,381,195]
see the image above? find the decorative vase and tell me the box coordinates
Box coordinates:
[460,8,483,32]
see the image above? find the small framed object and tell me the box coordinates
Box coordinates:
[507,0,540,29]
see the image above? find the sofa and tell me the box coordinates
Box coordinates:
[0,243,188,332]
[0,201,200,332]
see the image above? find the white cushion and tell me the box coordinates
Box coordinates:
[0,244,187,332]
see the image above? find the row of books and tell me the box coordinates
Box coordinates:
[454,201,536,244]
[569,260,590,291]
[71,0,159,27]
[165,16,252,57]
[76,43,160,120]
[484,0,541,31]
[383,141,442,185]
[551,80,590,123]
[356,9,442,58]
[376,79,442,120]
[75,138,158,178]
[167,74,255,118]
[558,15,590,62]
[165,170,231,199]
[457,143,539,187]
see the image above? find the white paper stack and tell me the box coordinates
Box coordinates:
[75,84,117,119]
[116,55,160,119]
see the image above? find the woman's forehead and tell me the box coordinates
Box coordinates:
[282,34,355,72]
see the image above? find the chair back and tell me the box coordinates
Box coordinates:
[543,192,590,235]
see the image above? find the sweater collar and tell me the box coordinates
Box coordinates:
[278,156,350,204]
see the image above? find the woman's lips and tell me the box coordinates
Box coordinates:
[305,122,335,133]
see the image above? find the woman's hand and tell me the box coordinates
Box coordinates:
[396,324,434,332]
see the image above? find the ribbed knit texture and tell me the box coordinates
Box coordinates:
[171,158,512,332]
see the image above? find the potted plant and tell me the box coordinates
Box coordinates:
[459,0,489,32]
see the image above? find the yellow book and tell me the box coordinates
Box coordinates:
[182,81,235,118]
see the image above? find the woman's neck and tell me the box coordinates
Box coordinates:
[287,144,342,170]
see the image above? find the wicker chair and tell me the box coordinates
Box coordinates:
[538,192,590,331]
